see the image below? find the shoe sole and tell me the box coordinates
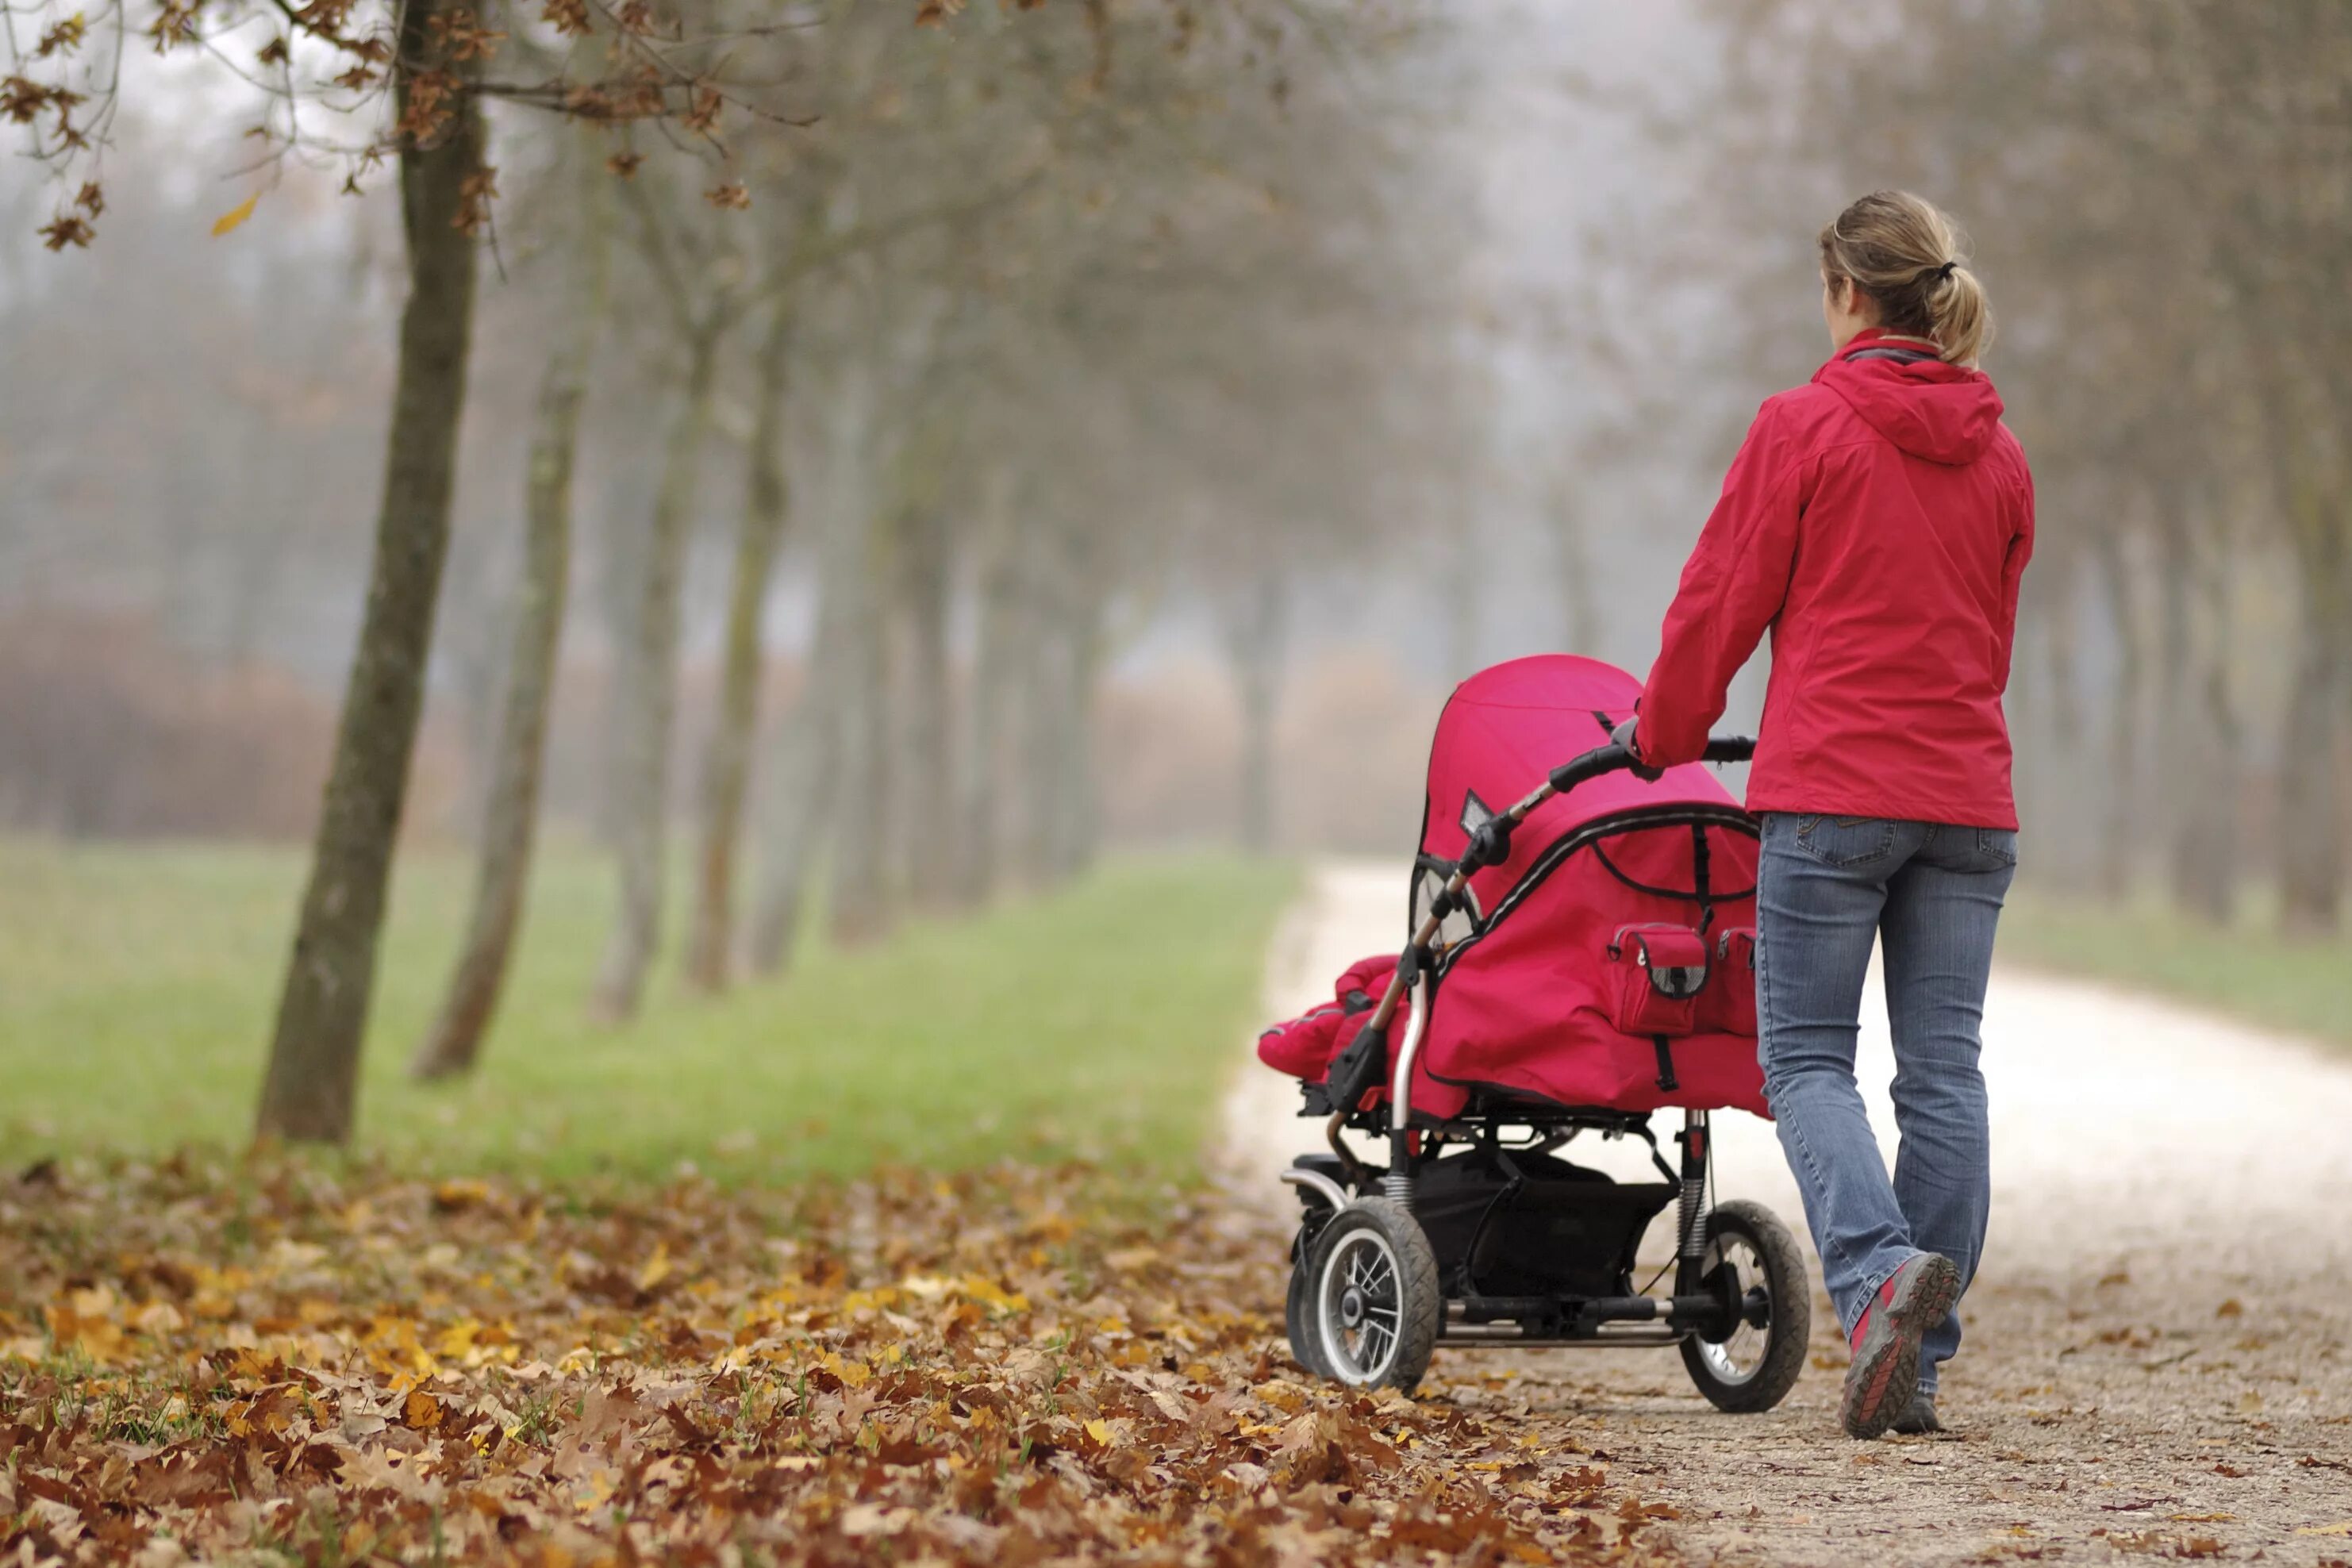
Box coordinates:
[1843,1255,1959,1439]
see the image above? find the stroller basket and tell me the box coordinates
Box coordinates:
[1411,1147,1674,1303]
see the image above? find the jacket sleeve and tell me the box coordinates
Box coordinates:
[1994,456,2035,689]
[1635,402,1806,767]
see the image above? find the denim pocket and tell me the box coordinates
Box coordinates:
[1974,828,2019,869]
[1793,814,1896,867]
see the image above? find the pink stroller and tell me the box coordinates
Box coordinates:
[1257,655,1808,1403]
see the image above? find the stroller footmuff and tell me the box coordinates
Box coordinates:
[1259,655,1809,1407]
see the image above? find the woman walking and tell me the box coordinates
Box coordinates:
[1616,191,2034,1439]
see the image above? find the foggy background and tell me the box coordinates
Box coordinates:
[5,0,2346,928]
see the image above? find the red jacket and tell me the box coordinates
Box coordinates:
[1635,330,2035,829]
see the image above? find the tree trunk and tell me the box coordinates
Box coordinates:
[684,306,795,992]
[2277,522,2348,934]
[829,513,897,944]
[1547,491,1601,654]
[1220,571,1289,855]
[2157,497,2242,924]
[2037,562,2093,887]
[410,144,608,1080]
[590,327,722,1022]
[2239,326,2350,934]
[1008,551,1062,890]
[745,647,840,977]
[952,471,1019,907]
[2177,577,2243,924]
[894,501,955,909]
[2152,500,2194,869]
[999,522,1108,889]
[747,356,872,971]
[2093,528,2143,900]
[254,22,481,1144]
[1048,604,1106,880]
[1443,522,1479,682]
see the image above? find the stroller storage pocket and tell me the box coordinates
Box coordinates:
[1698,926,1758,1036]
[1605,924,1709,1037]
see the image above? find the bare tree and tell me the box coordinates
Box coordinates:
[411,136,611,1082]
[588,176,742,1023]
[1,0,814,1139]
[683,302,795,992]
[1218,571,1289,854]
[257,2,486,1141]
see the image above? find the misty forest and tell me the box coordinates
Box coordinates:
[2,2,2350,1565]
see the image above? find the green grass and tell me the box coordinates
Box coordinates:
[0,838,1297,1182]
[2000,886,2352,1054]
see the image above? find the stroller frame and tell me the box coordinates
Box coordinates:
[1280,734,1809,1407]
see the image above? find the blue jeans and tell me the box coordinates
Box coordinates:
[1754,813,2016,1394]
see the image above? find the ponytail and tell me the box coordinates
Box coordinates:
[1820,190,1995,367]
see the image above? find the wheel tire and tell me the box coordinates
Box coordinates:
[1285,1217,1335,1381]
[1307,1197,1442,1394]
[1679,1198,1811,1413]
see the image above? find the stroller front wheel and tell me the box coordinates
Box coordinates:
[1285,1216,1336,1380]
[1308,1198,1441,1393]
[1679,1198,1811,1412]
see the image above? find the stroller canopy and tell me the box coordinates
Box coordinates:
[1418,654,1744,912]
[1412,655,1766,1119]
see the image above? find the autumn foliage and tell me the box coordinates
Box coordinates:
[1,1160,1685,1566]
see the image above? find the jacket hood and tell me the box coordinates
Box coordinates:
[1812,335,2005,466]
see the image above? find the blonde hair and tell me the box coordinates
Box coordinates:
[1819,190,1993,367]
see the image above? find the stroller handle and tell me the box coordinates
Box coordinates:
[1452,733,1758,880]
[1546,733,1755,795]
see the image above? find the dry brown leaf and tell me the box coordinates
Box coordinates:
[0,1159,1602,1568]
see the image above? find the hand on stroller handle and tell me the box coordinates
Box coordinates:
[1456,733,1758,875]
[1548,733,1758,797]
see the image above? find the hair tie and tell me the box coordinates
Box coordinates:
[1934,259,1958,282]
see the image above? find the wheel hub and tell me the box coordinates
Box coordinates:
[1316,1220,1411,1386]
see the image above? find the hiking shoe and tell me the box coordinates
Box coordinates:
[1890,1391,1942,1435]
[1842,1253,1960,1439]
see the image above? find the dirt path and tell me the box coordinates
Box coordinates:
[1220,862,2352,1566]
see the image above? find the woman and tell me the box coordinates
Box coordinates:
[1617,190,2034,1439]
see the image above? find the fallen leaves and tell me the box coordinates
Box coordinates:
[209,192,259,237]
[0,1156,1678,1566]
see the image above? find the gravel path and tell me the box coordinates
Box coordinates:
[1220,862,2352,1566]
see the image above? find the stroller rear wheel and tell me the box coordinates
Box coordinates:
[1679,1199,1809,1412]
[1307,1198,1441,1393]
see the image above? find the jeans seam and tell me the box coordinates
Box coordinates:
[1755,895,1874,1325]
[1784,1113,1871,1320]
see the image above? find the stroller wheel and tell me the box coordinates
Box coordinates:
[1308,1199,1441,1393]
[1679,1199,1810,1412]
[1285,1251,1333,1381]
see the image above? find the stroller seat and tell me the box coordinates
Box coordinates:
[1261,653,1767,1123]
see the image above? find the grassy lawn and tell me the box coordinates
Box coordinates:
[2000,886,2352,1054]
[0,839,1297,1181]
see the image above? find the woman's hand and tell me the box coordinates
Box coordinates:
[1611,717,1665,782]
